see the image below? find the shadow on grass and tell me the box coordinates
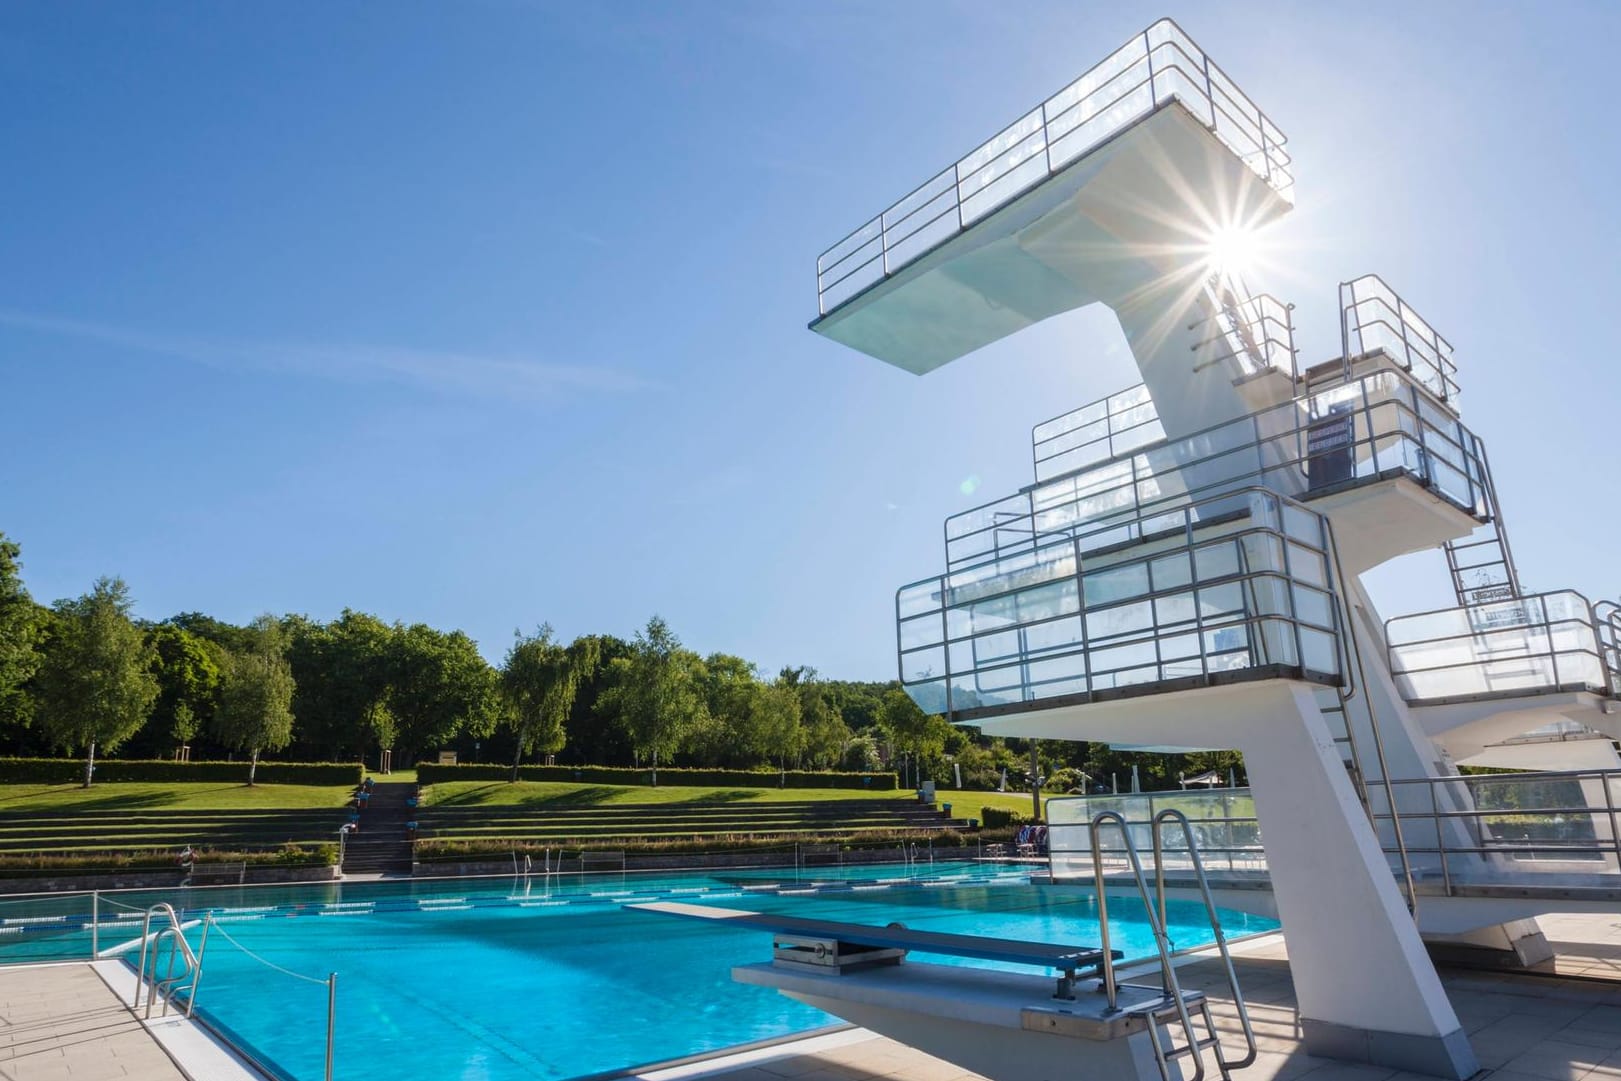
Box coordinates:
[0,790,183,812]
[432,783,509,807]
[518,786,619,808]
[684,789,762,806]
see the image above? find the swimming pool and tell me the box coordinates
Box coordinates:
[0,863,1278,1080]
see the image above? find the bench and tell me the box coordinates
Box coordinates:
[187,861,246,885]
[628,901,1118,999]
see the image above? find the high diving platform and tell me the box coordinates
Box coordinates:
[797,14,1618,1081]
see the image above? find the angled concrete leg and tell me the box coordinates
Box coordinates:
[1238,684,1478,1079]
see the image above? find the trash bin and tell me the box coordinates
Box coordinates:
[942,803,953,817]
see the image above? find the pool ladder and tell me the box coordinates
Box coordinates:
[1090,809,1257,1081]
[133,903,207,1020]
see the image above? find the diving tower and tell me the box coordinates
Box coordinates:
[798,17,1621,1081]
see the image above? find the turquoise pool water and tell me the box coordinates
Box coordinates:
[0,863,1278,1080]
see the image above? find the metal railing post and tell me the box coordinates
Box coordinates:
[326,973,337,1081]
[90,891,98,960]
[187,915,211,1019]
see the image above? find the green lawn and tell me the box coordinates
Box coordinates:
[423,780,919,808]
[0,782,357,812]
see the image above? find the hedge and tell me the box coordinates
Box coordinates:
[417,829,967,860]
[416,763,899,790]
[0,758,364,786]
[980,806,1034,830]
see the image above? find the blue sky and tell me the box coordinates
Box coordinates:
[3,2,1618,680]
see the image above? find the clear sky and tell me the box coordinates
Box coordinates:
[3,2,1618,680]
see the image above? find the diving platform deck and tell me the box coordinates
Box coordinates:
[812,20,1292,374]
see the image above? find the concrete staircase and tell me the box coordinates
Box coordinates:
[340,782,415,875]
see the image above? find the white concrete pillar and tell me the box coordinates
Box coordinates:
[1238,683,1477,1078]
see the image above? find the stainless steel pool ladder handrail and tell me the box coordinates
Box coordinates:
[1090,810,1254,1081]
[133,903,207,1020]
[1151,809,1258,1074]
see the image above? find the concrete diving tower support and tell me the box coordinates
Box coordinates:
[812,20,1299,446]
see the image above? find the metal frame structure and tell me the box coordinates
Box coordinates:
[948,366,1490,573]
[1386,590,1616,705]
[813,19,1293,315]
[899,488,1344,720]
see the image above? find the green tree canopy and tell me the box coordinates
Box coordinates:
[34,577,159,786]
[597,616,707,785]
[877,687,952,788]
[286,609,398,761]
[501,626,602,780]
[213,614,296,785]
[0,534,46,736]
[390,623,499,764]
[139,623,223,756]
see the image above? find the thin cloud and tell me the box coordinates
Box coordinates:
[0,309,650,402]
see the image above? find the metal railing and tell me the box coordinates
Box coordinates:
[1050,772,1621,897]
[1089,809,1256,1081]
[1193,283,1298,384]
[1386,590,1615,705]
[815,18,1293,315]
[948,365,1489,573]
[1338,275,1459,405]
[133,903,202,1019]
[897,488,1343,719]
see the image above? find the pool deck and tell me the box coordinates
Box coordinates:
[0,962,262,1081]
[653,919,1621,1081]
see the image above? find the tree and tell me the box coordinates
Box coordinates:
[139,623,222,757]
[753,679,803,772]
[286,610,397,761]
[33,578,159,786]
[213,615,296,785]
[389,623,499,764]
[877,687,951,789]
[691,653,765,767]
[597,616,707,785]
[798,680,851,770]
[501,626,602,781]
[0,534,45,737]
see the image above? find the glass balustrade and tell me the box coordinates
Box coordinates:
[815,18,1294,315]
[1339,274,1459,405]
[950,366,1488,572]
[1386,591,1613,704]
[898,488,1342,720]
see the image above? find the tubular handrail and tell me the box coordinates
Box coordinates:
[1151,810,1257,1072]
[815,19,1293,315]
[1385,589,1615,704]
[897,487,1344,719]
[134,903,201,1020]
[1338,275,1457,404]
[948,366,1487,572]
[1088,810,1211,1081]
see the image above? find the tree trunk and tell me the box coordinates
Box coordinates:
[248,748,260,787]
[650,748,658,788]
[83,742,96,789]
[1029,741,1042,822]
[511,745,523,784]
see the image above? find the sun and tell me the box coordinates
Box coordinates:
[1204,225,1261,280]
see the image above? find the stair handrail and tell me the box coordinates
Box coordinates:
[134,902,201,1019]
[1152,809,1258,1071]
[1088,810,1208,1081]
